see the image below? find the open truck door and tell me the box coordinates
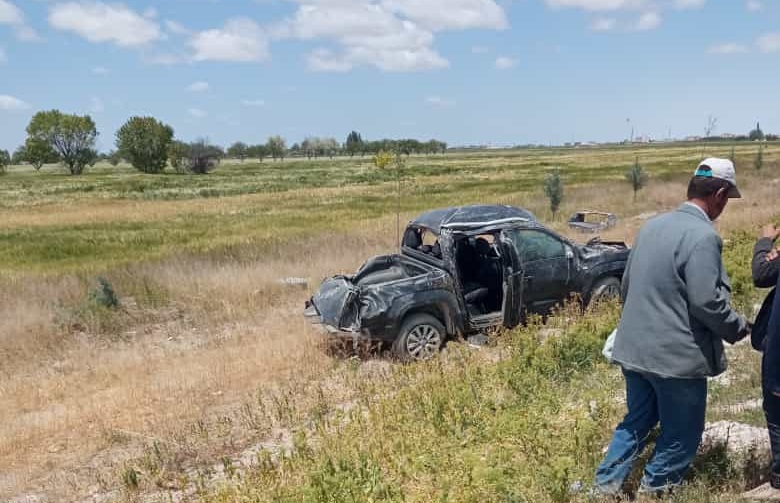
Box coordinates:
[500,230,524,328]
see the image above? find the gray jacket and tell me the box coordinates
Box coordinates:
[612,204,747,378]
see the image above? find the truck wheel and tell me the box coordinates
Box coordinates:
[392,314,445,361]
[589,276,620,306]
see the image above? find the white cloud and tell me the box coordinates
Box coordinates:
[242,99,266,107]
[49,2,162,47]
[425,95,455,107]
[747,0,762,12]
[757,33,780,53]
[0,0,41,41]
[306,45,448,72]
[495,56,516,69]
[92,65,109,74]
[0,94,30,110]
[380,0,508,31]
[165,19,190,35]
[545,0,645,11]
[708,42,748,54]
[143,7,157,18]
[591,17,617,30]
[188,108,207,118]
[277,0,506,72]
[634,11,661,30]
[306,48,354,71]
[15,25,42,42]
[187,81,210,92]
[190,17,268,62]
[0,0,23,25]
[89,96,105,114]
[673,0,705,9]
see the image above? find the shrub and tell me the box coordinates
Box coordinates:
[543,169,564,219]
[185,140,221,174]
[625,156,648,201]
[0,149,9,175]
[116,116,174,174]
[89,277,120,309]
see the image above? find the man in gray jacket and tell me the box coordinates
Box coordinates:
[593,158,750,497]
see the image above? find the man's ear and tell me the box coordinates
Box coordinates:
[715,187,728,200]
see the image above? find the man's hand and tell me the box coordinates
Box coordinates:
[736,320,753,342]
[768,247,780,262]
[762,223,780,241]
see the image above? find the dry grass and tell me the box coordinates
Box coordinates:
[1,145,778,502]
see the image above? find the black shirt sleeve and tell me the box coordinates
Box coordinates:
[754,237,780,288]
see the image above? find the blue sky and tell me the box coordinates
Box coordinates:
[1,0,779,152]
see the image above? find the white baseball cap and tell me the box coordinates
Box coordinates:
[694,157,741,198]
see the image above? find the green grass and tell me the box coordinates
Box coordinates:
[197,296,768,503]
[2,143,776,275]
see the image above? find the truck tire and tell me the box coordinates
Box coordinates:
[588,276,621,306]
[392,313,445,361]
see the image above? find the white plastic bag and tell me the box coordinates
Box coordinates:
[602,328,618,363]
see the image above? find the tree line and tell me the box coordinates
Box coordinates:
[0,111,448,176]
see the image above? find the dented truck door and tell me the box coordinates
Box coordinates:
[499,231,524,328]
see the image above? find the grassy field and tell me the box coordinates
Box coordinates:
[1,143,779,503]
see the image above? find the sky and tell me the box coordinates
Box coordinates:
[1,0,779,152]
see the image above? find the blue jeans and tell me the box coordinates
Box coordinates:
[594,368,707,494]
[762,354,780,477]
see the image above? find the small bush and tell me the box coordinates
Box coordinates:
[543,169,564,220]
[89,277,120,309]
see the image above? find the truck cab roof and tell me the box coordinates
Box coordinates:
[409,205,537,234]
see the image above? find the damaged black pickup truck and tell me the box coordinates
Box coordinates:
[304,205,629,360]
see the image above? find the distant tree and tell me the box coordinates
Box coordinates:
[247,144,267,162]
[168,140,190,174]
[322,137,340,158]
[301,137,316,160]
[11,145,26,165]
[749,122,765,141]
[227,141,249,162]
[116,116,174,174]
[26,110,98,175]
[345,131,363,157]
[185,139,221,174]
[373,150,407,243]
[23,138,59,171]
[107,150,121,167]
[0,149,9,174]
[267,135,287,161]
[398,139,420,157]
[211,144,225,160]
[625,156,648,202]
[755,144,765,171]
[543,169,564,220]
